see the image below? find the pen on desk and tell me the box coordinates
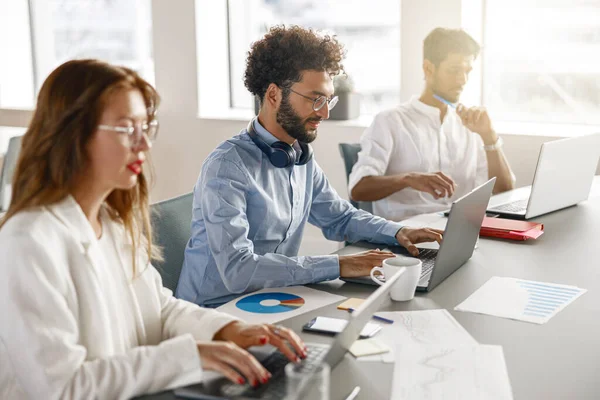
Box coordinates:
[348,308,393,324]
[344,385,361,400]
[433,93,457,109]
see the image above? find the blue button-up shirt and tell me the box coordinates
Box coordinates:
[176,120,404,306]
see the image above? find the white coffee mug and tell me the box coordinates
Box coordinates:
[370,256,422,301]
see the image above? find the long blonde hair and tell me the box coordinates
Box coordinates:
[0,59,161,274]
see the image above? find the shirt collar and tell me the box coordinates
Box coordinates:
[252,118,302,161]
[409,95,444,120]
[253,118,279,146]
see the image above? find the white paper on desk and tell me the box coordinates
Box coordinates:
[357,309,476,363]
[216,286,346,325]
[455,277,587,324]
[391,344,513,400]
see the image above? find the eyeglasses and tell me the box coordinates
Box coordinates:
[288,88,339,112]
[97,119,159,147]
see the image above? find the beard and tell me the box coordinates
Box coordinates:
[276,94,321,143]
[432,78,462,104]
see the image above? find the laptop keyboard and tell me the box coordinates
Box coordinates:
[492,199,528,213]
[221,345,328,399]
[418,248,438,279]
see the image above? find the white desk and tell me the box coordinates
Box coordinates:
[142,176,600,400]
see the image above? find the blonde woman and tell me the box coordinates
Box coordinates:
[0,59,305,400]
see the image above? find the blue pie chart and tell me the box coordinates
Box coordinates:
[235,292,305,314]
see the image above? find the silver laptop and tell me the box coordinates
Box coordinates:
[174,268,405,400]
[488,132,600,220]
[341,178,495,292]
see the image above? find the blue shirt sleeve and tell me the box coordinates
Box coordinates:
[200,158,339,294]
[308,161,403,246]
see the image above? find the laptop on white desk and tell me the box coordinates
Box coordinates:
[341,178,495,293]
[487,132,600,220]
[174,265,406,400]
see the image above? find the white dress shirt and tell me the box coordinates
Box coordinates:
[0,197,238,400]
[349,96,489,221]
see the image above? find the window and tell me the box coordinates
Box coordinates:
[227,0,400,116]
[0,0,154,110]
[483,0,600,126]
[0,1,35,109]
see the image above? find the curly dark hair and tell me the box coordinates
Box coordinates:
[244,25,346,101]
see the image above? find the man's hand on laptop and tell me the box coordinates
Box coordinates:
[396,227,444,257]
[339,249,396,278]
[404,172,456,199]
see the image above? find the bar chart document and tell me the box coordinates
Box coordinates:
[455,277,587,324]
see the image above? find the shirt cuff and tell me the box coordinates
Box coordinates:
[376,221,404,246]
[306,255,340,282]
[185,310,242,342]
[159,334,205,391]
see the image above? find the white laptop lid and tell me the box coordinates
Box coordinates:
[526,132,600,219]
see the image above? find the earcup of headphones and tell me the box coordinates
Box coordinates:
[270,142,296,168]
[296,142,313,165]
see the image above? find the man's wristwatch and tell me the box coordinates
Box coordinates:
[483,136,503,151]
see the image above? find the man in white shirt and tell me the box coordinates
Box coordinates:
[349,28,514,221]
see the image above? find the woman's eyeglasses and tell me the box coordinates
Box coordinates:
[97,119,159,147]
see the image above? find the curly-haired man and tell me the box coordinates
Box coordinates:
[177,26,443,307]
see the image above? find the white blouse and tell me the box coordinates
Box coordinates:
[0,197,238,400]
[349,96,489,221]
[95,218,141,352]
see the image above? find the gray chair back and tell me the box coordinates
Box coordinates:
[338,143,373,213]
[151,192,193,292]
[0,136,23,211]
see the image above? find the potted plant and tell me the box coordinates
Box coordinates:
[329,74,360,120]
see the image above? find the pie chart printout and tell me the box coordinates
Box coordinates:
[235,292,306,314]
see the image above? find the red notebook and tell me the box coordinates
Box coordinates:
[480,217,544,241]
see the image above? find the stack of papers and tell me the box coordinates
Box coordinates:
[349,309,514,398]
[455,277,587,324]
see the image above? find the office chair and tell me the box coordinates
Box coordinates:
[0,136,23,211]
[338,143,373,213]
[150,192,193,292]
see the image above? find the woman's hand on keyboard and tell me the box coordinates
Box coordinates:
[214,321,307,363]
[196,341,271,386]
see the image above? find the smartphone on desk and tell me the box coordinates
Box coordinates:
[303,316,381,339]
